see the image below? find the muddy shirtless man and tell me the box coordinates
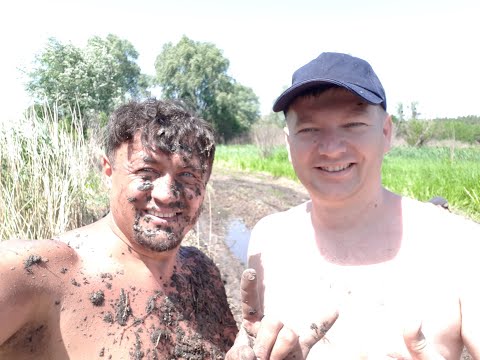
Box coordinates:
[0,99,237,359]
[226,52,480,359]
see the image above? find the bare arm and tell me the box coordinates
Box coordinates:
[0,239,76,346]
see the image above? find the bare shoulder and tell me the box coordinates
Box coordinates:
[0,238,80,294]
[400,196,480,262]
[253,200,310,231]
[249,201,311,250]
[0,239,79,346]
[0,238,79,273]
[401,196,479,234]
[53,216,110,250]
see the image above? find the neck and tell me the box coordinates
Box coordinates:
[308,188,402,265]
[104,214,180,279]
[310,187,390,231]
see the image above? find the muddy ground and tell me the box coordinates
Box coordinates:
[193,166,472,360]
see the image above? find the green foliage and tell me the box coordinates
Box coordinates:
[261,111,286,127]
[215,145,480,222]
[215,145,296,179]
[430,118,480,144]
[0,105,108,240]
[394,104,480,145]
[154,36,260,142]
[26,34,148,126]
[383,147,480,221]
[396,119,435,147]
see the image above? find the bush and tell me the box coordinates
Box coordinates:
[250,123,284,157]
[395,117,480,145]
[396,119,435,147]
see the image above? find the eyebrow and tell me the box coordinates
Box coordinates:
[292,113,314,125]
[142,156,156,163]
[182,164,203,173]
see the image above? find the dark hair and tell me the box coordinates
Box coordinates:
[106,98,216,177]
[283,85,338,115]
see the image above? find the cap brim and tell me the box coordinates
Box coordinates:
[272,79,384,112]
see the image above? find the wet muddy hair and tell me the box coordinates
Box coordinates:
[106,98,216,177]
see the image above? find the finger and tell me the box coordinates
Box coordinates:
[269,326,299,360]
[403,321,445,360]
[225,327,256,360]
[286,310,339,359]
[241,268,263,334]
[253,316,284,360]
[224,345,256,360]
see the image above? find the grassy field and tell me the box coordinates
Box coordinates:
[215,145,480,222]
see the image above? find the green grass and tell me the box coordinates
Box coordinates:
[383,147,480,221]
[215,145,297,179]
[215,145,480,222]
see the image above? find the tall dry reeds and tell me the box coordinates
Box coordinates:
[0,104,108,240]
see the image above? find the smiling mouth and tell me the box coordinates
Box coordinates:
[146,210,181,218]
[318,163,354,172]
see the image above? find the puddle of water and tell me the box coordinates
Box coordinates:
[225,219,251,264]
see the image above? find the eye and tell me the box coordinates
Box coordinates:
[344,122,366,128]
[179,172,194,178]
[297,127,318,134]
[137,168,160,179]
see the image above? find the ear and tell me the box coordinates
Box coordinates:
[102,154,113,177]
[382,114,393,154]
[284,126,293,163]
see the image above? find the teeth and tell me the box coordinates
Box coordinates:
[320,164,351,172]
[147,210,177,218]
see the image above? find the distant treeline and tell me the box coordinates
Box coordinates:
[394,115,480,146]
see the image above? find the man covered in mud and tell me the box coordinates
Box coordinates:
[0,99,237,359]
[226,53,480,359]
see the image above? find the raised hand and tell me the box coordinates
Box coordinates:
[226,269,338,360]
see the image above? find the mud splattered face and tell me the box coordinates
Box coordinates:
[107,134,207,253]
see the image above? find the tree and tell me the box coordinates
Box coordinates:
[154,36,260,141]
[396,102,405,122]
[410,101,420,120]
[26,35,149,125]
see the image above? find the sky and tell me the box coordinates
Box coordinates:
[1,0,479,121]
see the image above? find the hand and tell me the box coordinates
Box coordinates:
[226,269,338,360]
[403,320,445,360]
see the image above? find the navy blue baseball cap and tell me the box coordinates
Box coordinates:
[273,52,387,112]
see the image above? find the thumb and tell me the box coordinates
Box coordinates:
[403,321,445,360]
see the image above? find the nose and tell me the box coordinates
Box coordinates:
[150,175,179,203]
[315,128,346,156]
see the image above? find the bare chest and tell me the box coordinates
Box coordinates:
[60,269,233,359]
[263,259,462,359]
[4,264,234,360]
